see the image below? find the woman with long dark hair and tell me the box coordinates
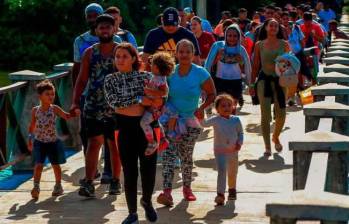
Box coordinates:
[249,19,290,157]
[104,43,160,224]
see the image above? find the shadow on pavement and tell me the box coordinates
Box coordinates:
[197,129,213,142]
[154,199,195,224]
[240,153,293,173]
[245,123,290,135]
[194,158,217,171]
[6,187,117,223]
[191,200,237,224]
[286,105,303,113]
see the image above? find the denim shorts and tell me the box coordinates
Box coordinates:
[33,139,66,165]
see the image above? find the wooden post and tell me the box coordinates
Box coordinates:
[293,151,312,190]
[325,151,348,195]
[332,117,349,136]
[305,116,320,132]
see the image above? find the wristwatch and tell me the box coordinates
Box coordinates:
[136,96,143,104]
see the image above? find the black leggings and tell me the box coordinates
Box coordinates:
[115,114,157,214]
[214,77,243,102]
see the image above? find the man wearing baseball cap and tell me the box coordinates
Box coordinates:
[142,7,201,68]
[183,7,213,33]
[73,3,121,84]
[72,3,122,188]
[71,14,122,198]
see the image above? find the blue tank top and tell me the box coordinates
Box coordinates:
[84,43,117,120]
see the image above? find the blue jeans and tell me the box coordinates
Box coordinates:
[215,152,239,194]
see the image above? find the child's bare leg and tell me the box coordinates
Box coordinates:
[52,164,64,196]
[31,164,43,199]
[52,165,62,184]
[33,164,44,183]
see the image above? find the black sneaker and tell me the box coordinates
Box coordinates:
[100,174,112,184]
[122,213,139,224]
[109,178,121,195]
[238,98,244,108]
[140,198,158,223]
[79,172,101,185]
[228,188,237,200]
[78,180,95,197]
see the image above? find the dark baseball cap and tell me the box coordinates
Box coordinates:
[163,7,179,26]
[96,14,115,26]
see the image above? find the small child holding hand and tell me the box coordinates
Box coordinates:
[28,80,76,199]
[200,94,244,205]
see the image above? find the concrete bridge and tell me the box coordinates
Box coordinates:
[1,14,349,224]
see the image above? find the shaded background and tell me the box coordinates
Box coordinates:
[0,0,339,73]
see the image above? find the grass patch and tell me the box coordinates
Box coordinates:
[0,71,11,87]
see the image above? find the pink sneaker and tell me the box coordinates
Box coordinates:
[183,187,196,201]
[157,188,174,207]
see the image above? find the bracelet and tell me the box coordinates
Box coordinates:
[28,133,35,141]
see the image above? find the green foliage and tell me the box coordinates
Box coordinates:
[0,71,11,87]
[0,0,175,71]
[1,0,269,71]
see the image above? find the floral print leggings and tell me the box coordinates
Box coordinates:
[162,127,202,189]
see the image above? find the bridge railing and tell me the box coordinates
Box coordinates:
[0,63,80,171]
[266,19,349,223]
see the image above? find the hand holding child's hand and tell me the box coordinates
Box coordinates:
[70,109,81,117]
[69,104,81,117]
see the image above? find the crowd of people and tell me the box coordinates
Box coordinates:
[26,1,345,224]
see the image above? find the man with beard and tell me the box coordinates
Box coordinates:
[72,3,121,185]
[72,3,121,84]
[71,14,121,197]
